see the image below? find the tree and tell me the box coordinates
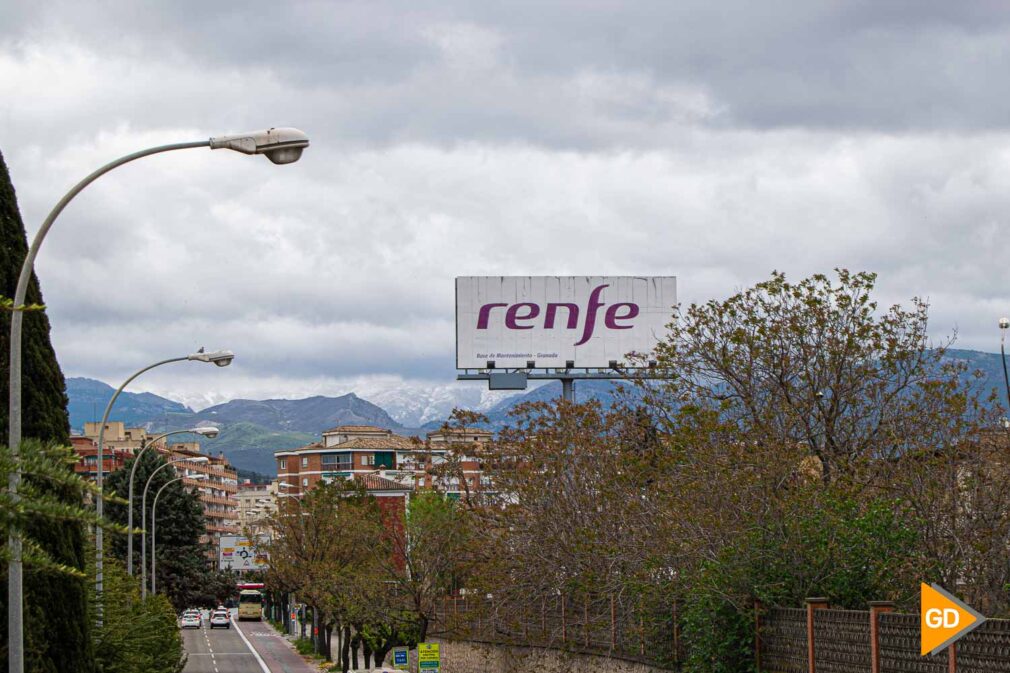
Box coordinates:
[640,270,942,483]
[0,147,94,673]
[88,546,184,673]
[103,451,223,611]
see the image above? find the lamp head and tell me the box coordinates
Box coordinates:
[209,127,309,165]
[188,349,234,367]
[1000,317,1009,330]
[193,426,220,439]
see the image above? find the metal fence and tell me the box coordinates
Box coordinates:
[761,604,1010,673]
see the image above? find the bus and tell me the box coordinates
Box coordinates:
[238,589,263,621]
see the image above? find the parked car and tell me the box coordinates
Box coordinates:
[180,612,202,629]
[209,610,230,629]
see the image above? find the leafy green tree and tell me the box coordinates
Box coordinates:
[0,147,93,673]
[88,546,184,673]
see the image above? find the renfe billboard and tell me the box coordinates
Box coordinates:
[456,276,677,369]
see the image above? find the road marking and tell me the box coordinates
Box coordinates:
[232,618,271,673]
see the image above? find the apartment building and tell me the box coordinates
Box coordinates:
[235,481,279,537]
[167,441,239,545]
[274,424,491,499]
[72,423,239,548]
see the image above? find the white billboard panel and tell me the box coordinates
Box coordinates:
[218,535,268,571]
[456,276,676,369]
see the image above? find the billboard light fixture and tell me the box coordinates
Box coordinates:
[486,360,496,369]
[609,360,618,369]
[565,360,575,369]
[526,360,535,369]
[648,360,657,368]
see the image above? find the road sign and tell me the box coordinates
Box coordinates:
[392,647,409,670]
[418,643,440,671]
[921,583,986,655]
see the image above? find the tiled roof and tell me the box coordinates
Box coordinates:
[427,427,493,437]
[323,425,390,434]
[354,473,413,492]
[333,436,417,450]
[278,435,417,454]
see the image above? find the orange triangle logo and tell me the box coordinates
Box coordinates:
[920,583,985,656]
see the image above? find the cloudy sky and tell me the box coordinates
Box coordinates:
[2,1,1010,411]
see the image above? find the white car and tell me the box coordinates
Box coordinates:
[180,612,201,629]
[209,610,230,629]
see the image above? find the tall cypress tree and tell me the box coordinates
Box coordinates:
[0,148,94,673]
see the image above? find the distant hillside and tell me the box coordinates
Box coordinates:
[165,393,404,433]
[67,348,1010,475]
[66,377,191,432]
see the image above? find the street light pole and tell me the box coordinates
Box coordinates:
[6,126,309,673]
[95,352,232,607]
[126,427,218,576]
[151,473,206,595]
[141,457,208,598]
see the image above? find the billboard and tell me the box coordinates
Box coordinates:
[456,276,676,369]
[218,535,268,571]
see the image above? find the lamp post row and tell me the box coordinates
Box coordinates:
[7,127,310,673]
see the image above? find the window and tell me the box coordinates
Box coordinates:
[362,454,374,466]
[302,477,309,487]
[279,458,287,470]
[321,453,352,470]
[301,456,308,468]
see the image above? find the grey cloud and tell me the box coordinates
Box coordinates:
[4,2,1010,404]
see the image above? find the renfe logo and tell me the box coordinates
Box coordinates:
[476,284,640,346]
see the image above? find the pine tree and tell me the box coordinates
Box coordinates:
[0,148,94,673]
[105,451,232,610]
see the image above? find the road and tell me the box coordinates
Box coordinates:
[182,611,318,673]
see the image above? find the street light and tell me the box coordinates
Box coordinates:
[94,353,232,602]
[126,427,219,576]
[141,457,209,599]
[151,473,207,595]
[6,127,308,673]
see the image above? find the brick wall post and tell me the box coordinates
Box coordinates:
[869,601,894,673]
[754,599,763,672]
[806,598,829,673]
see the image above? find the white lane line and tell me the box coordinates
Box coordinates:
[232,620,271,673]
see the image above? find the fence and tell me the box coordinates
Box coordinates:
[431,594,680,669]
[434,595,1010,672]
[759,598,1010,673]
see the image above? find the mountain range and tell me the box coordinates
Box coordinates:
[65,348,1010,476]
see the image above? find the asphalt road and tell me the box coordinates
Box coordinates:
[181,614,262,673]
[181,610,317,673]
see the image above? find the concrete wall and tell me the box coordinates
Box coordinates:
[408,640,672,673]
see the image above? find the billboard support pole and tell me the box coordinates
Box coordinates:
[561,378,574,402]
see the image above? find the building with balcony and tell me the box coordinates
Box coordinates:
[166,441,239,548]
[274,424,491,499]
[235,481,279,538]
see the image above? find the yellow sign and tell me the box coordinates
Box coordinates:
[418,643,440,670]
[920,583,985,656]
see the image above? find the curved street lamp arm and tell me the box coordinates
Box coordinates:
[150,475,186,595]
[127,428,200,575]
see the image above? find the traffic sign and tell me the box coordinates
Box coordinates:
[418,643,440,671]
[921,583,985,655]
[392,647,409,670]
